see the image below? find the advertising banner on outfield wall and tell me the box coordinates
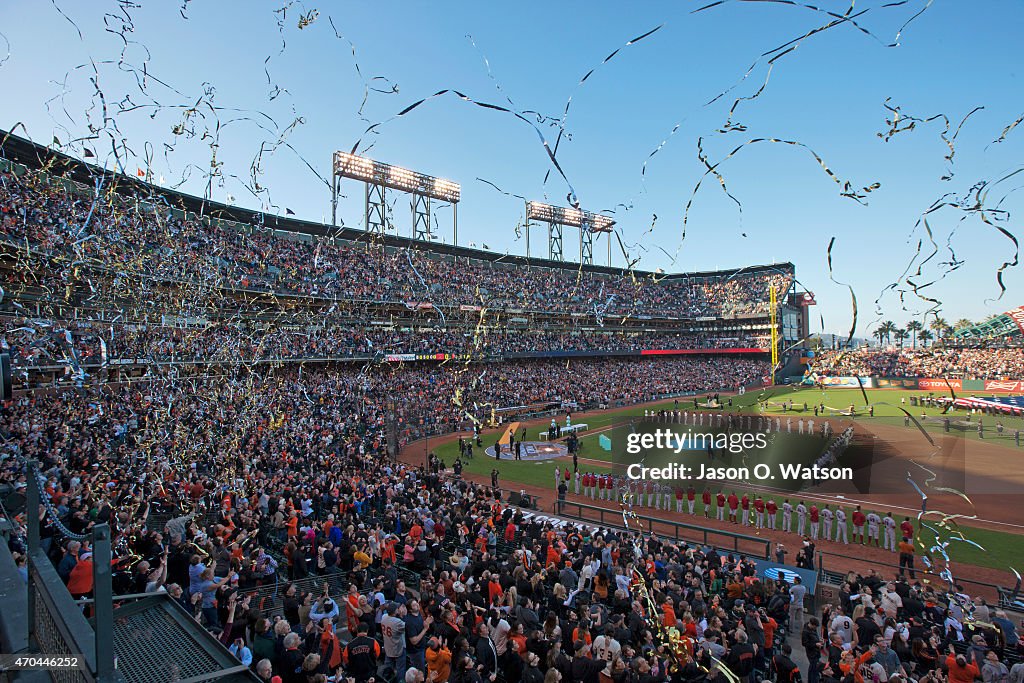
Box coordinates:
[875,377,920,389]
[640,348,768,356]
[984,380,1024,393]
[819,376,874,388]
[1006,305,1024,334]
[918,378,962,391]
[873,378,1024,393]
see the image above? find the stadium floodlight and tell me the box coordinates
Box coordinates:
[525,201,614,232]
[331,151,460,243]
[333,152,460,203]
[524,200,615,264]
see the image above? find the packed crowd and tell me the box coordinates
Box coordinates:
[5,419,1018,683]
[4,153,1017,683]
[0,355,767,455]
[0,316,769,369]
[812,349,1024,380]
[0,160,793,321]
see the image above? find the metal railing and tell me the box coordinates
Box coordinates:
[552,500,771,559]
[815,549,1020,608]
[24,459,120,682]
[433,471,542,511]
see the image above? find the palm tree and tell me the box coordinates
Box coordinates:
[919,329,934,347]
[879,320,897,345]
[894,328,909,348]
[873,328,886,346]
[930,316,949,340]
[906,320,923,348]
[953,318,972,331]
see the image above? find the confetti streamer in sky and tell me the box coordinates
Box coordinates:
[878,98,984,180]
[2,0,1020,628]
[543,23,665,185]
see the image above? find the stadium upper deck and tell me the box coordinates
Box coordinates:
[0,130,794,324]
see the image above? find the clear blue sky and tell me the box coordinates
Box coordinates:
[2,0,1021,336]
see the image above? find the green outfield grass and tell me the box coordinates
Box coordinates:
[756,386,1024,444]
[422,385,1024,573]
[434,385,1024,491]
[912,523,1023,576]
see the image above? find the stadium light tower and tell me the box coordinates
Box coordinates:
[524,200,615,265]
[332,151,461,244]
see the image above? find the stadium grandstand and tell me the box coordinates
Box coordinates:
[809,348,1024,381]
[3,125,1022,683]
[0,130,804,431]
[9,0,1024,679]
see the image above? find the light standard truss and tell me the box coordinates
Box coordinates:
[525,200,615,265]
[411,193,431,241]
[366,182,387,235]
[333,151,459,243]
[549,222,564,262]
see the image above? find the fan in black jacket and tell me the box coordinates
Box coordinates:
[521,652,545,683]
[570,641,607,683]
[773,643,803,683]
[726,632,757,679]
[803,618,824,677]
[474,625,498,680]
[450,655,485,683]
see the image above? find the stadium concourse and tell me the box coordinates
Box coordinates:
[2,143,1024,683]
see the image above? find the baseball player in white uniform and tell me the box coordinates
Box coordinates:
[796,501,807,536]
[782,499,793,532]
[834,507,848,543]
[821,505,834,540]
[867,511,881,547]
[883,512,897,552]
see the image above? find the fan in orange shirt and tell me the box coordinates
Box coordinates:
[508,624,528,660]
[571,626,592,651]
[381,537,397,564]
[762,614,778,645]
[546,544,561,568]
[662,601,678,630]
[488,577,504,605]
[345,585,362,635]
[838,648,874,683]
[319,622,344,670]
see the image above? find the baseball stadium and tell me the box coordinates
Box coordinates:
[1,3,1023,683]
